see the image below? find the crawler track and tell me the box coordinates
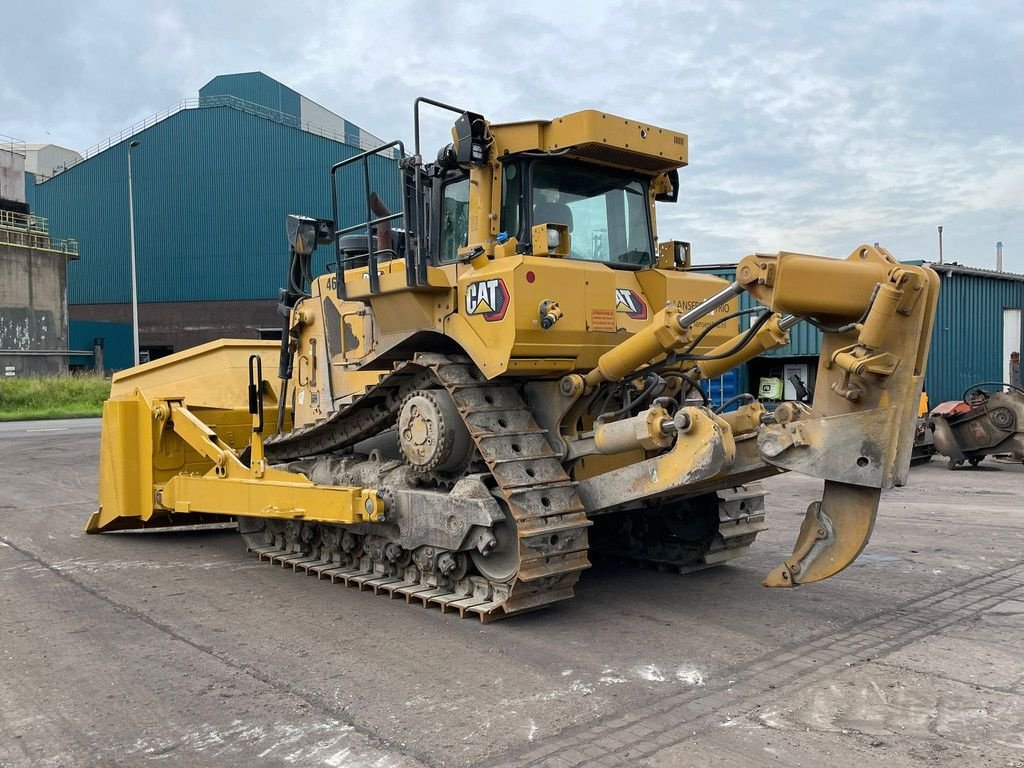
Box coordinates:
[249,354,592,621]
[590,484,767,573]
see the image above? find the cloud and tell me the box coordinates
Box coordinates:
[1,0,1021,269]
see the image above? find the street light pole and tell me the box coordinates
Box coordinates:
[937,225,944,265]
[127,140,141,366]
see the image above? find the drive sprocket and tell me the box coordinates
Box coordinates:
[397,389,474,473]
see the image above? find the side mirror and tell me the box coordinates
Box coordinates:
[286,214,334,255]
[653,169,679,203]
[657,240,691,270]
[453,111,488,166]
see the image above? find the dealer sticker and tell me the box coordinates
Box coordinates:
[615,289,648,320]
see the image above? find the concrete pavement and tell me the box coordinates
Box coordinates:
[0,427,1021,767]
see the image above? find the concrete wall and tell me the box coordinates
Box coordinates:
[0,243,69,376]
[70,299,278,355]
[1,150,26,203]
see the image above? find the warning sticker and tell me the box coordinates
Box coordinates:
[589,309,617,332]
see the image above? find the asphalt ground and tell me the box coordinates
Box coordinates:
[1,419,1022,767]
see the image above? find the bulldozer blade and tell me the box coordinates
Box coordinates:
[763,480,880,587]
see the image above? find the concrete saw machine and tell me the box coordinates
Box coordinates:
[929,383,1024,468]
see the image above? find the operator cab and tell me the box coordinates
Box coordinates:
[319,99,688,298]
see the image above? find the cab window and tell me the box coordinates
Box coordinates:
[439,177,470,263]
[530,159,652,267]
[501,162,522,238]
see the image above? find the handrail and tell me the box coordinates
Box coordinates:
[334,211,405,236]
[0,349,95,356]
[330,140,407,298]
[412,98,466,286]
[0,209,50,233]
[0,227,79,257]
[1,134,26,156]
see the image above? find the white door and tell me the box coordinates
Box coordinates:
[783,362,809,400]
[1004,308,1021,386]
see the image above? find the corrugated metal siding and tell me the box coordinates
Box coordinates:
[23,172,35,211]
[34,104,401,304]
[199,73,301,117]
[924,271,1024,403]
[704,369,740,411]
[69,319,134,371]
[346,123,362,147]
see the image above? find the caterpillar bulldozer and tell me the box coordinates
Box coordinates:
[88,98,940,621]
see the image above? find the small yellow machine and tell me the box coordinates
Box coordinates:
[89,99,939,620]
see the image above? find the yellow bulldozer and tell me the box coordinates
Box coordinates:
[88,99,939,621]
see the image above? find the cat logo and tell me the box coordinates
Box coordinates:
[465,278,509,321]
[615,288,648,320]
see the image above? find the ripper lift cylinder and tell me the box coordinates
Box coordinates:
[693,315,799,380]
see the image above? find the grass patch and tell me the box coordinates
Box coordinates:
[0,374,111,421]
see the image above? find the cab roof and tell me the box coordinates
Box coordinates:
[488,110,688,175]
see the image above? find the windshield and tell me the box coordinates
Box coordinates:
[530,159,652,267]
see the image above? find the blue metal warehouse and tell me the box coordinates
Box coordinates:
[31,72,400,361]
[697,261,1024,406]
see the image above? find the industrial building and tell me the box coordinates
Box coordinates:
[31,72,400,363]
[0,139,80,376]
[697,260,1024,406]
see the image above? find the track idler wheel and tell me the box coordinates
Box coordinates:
[470,517,519,583]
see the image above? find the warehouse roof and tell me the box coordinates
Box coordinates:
[924,261,1024,283]
[692,259,1024,283]
[198,72,387,150]
[37,72,392,181]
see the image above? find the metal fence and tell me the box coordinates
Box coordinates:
[0,134,26,156]
[0,209,79,256]
[1,347,104,376]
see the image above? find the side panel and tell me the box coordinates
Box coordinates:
[109,338,281,404]
[448,258,739,378]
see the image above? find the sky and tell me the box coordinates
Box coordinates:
[2,0,1022,270]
